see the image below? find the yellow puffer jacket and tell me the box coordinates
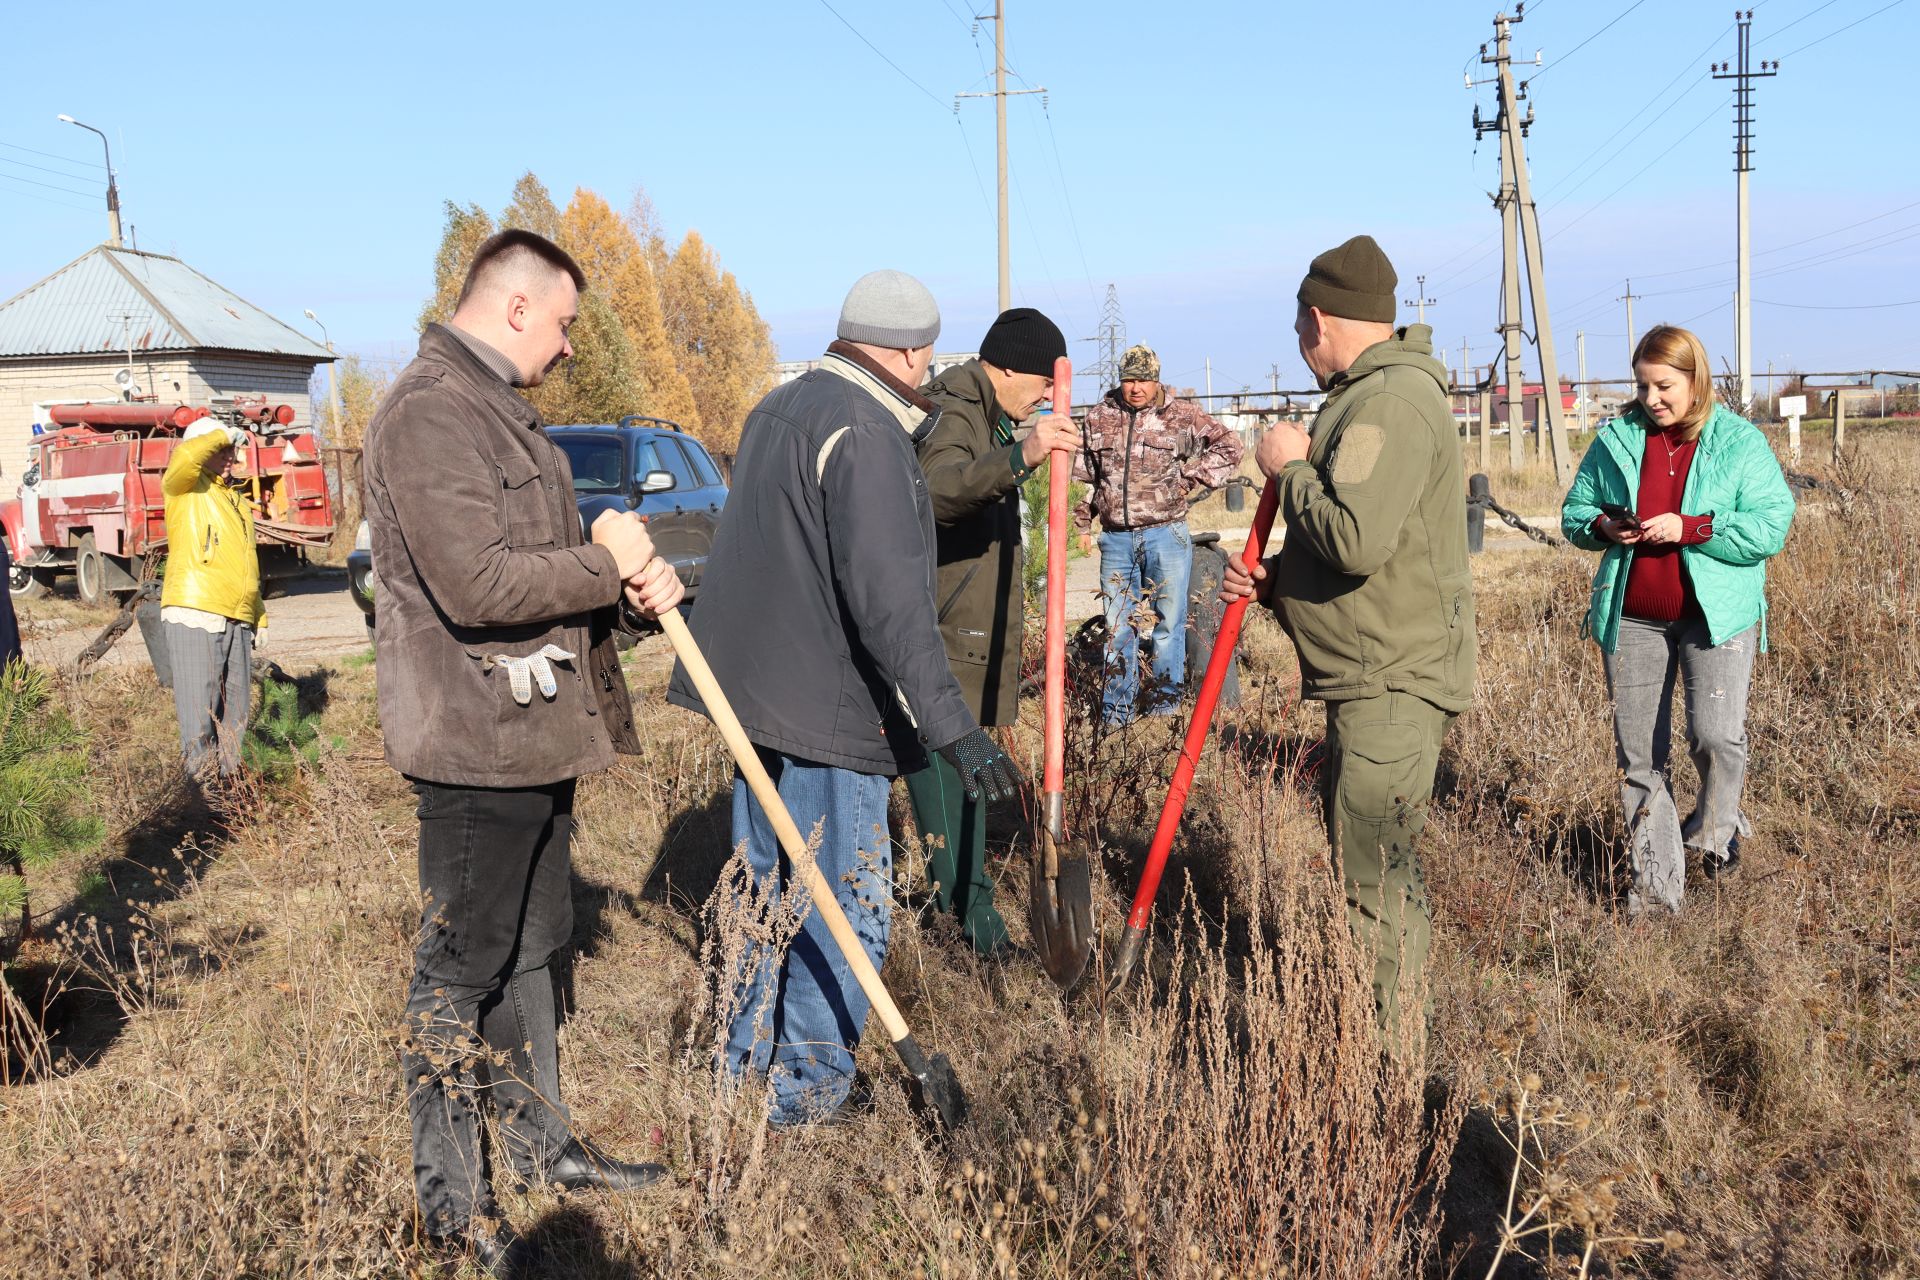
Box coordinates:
[160,429,264,627]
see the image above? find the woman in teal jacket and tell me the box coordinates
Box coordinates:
[1561,324,1794,916]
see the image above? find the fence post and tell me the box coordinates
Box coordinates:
[1832,390,1847,463]
[1467,473,1489,555]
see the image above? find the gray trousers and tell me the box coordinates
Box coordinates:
[1603,615,1756,913]
[165,619,252,779]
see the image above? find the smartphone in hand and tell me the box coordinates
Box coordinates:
[1596,501,1642,529]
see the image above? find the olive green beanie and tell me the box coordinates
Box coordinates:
[1297,235,1398,323]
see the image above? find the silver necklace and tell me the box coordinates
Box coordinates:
[1658,430,1681,477]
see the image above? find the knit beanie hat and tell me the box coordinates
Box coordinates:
[1297,235,1398,323]
[837,269,941,349]
[978,307,1067,376]
[1119,344,1160,382]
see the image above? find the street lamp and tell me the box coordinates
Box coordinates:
[55,114,122,248]
[303,309,343,439]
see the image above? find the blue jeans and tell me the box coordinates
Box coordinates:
[721,748,891,1125]
[1098,521,1193,724]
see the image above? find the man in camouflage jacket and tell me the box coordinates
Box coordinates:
[1073,344,1243,723]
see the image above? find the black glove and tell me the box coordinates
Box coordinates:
[936,728,1025,803]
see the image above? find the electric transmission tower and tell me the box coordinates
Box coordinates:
[1471,4,1573,483]
[1713,11,1778,414]
[1091,283,1125,392]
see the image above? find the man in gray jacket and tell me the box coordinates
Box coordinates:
[668,270,1020,1126]
[364,229,682,1276]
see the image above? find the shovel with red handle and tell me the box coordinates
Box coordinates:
[1028,355,1095,993]
[1107,477,1280,989]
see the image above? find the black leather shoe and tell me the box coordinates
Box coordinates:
[422,1223,531,1279]
[1703,834,1742,879]
[544,1136,668,1193]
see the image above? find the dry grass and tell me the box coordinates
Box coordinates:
[3,426,1918,1277]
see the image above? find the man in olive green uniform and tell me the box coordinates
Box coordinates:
[912,308,1080,955]
[1224,237,1475,1040]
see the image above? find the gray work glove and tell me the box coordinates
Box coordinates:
[936,728,1025,803]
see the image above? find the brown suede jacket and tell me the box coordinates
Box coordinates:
[362,324,638,787]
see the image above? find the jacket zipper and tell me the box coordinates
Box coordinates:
[1120,405,1137,529]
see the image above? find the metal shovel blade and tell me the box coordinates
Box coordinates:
[892,1033,969,1134]
[1029,832,1095,992]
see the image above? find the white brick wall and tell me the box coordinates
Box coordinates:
[0,353,194,486]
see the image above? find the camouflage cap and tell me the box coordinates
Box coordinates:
[1119,344,1160,382]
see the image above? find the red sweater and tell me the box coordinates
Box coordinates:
[1620,430,1715,622]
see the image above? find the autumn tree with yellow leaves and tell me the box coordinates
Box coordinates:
[658,230,777,454]
[417,171,774,451]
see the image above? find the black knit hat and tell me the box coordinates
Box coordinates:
[979,308,1067,376]
[1297,235,1398,323]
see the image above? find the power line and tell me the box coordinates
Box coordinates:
[1525,0,1653,81]
[1546,93,1731,244]
[1780,0,1908,56]
[814,0,949,108]
[0,168,102,200]
[1028,94,1097,304]
[1761,0,1845,43]
[0,138,105,170]
[0,153,104,186]
[1760,296,1920,309]
[1533,23,1730,204]
[0,180,96,213]
[1624,197,1920,282]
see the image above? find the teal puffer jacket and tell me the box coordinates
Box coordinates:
[1561,403,1795,653]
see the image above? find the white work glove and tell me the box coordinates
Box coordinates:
[227,427,250,448]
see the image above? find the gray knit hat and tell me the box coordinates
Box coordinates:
[837,269,941,349]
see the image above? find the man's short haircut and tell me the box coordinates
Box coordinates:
[455,229,586,310]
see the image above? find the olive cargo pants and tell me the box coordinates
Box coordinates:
[1323,691,1453,1042]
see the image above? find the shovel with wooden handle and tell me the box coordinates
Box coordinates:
[1108,477,1279,990]
[657,606,969,1132]
[1029,356,1096,993]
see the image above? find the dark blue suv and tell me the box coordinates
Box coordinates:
[549,416,729,601]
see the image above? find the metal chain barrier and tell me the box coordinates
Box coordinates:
[1467,491,1565,547]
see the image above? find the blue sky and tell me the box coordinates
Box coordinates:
[3,0,1914,402]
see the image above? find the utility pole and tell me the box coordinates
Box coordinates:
[1713,11,1778,415]
[1473,6,1573,482]
[1270,363,1281,409]
[1403,274,1437,327]
[1576,330,1588,430]
[1488,111,1524,469]
[305,309,342,439]
[1459,337,1473,391]
[1618,278,1642,370]
[956,1,1044,312]
[57,114,122,248]
[1205,357,1212,400]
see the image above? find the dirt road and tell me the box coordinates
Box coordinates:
[17,569,374,674]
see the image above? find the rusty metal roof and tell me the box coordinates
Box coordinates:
[0,244,335,362]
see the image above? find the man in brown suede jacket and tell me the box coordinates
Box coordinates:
[363,229,682,1277]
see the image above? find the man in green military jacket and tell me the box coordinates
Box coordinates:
[914,308,1081,955]
[1224,236,1475,1042]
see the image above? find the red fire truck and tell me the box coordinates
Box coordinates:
[2,396,334,604]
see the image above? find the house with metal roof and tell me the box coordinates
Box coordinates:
[0,244,334,483]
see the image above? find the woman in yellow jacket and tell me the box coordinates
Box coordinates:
[161,417,263,783]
